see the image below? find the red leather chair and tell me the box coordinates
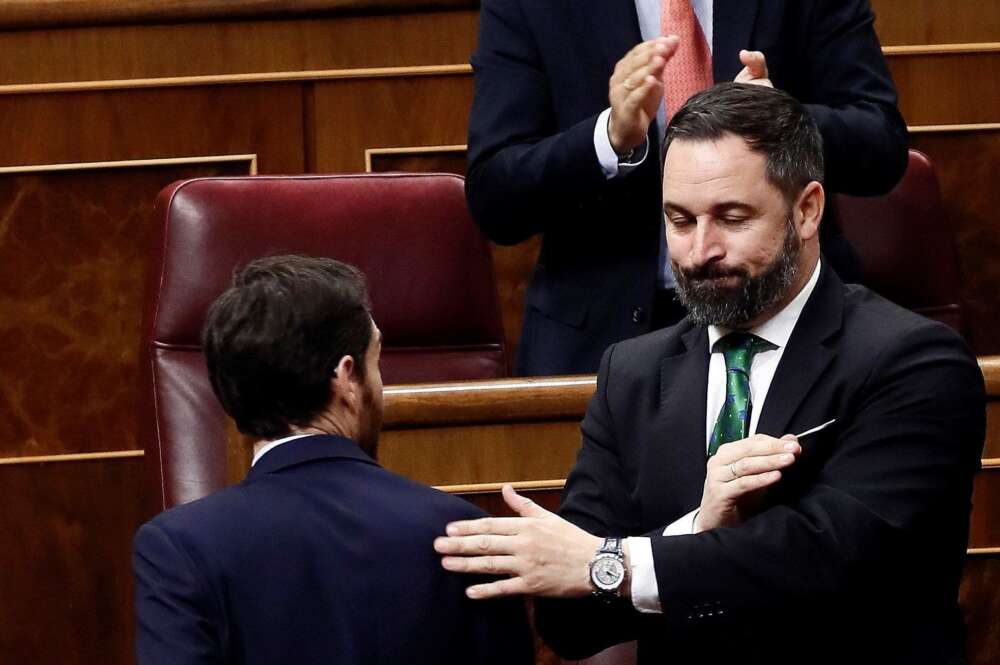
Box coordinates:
[834,149,965,333]
[139,173,507,512]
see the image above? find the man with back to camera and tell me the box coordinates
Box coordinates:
[132,255,533,665]
[466,0,909,376]
[436,84,985,664]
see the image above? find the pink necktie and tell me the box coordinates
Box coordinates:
[662,0,713,120]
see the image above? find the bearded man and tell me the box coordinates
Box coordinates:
[133,255,532,665]
[435,84,985,665]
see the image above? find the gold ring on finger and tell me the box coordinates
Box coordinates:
[729,462,739,479]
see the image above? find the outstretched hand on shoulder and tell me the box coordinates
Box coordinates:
[434,484,602,599]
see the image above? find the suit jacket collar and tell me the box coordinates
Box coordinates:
[712,0,761,81]
[245,434,376,482]
[756,260,844,436]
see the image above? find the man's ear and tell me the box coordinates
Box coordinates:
[331,355,360,411]
[794,181,824,241]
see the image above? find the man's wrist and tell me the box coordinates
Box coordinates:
[588,537,629,600]
[607,115,642,160]
[692,509,703,534]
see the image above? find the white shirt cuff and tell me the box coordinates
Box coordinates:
[625,510,700,614]
[593,107,648,179]
[663,508,700,536]
[626,536,662,614]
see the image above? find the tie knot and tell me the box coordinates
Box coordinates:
[713,332,775,373]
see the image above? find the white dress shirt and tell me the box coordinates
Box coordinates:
[627,259,822,613]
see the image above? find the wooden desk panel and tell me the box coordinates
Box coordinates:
[0,10,477,85]
[381,376,594,486]
[0,456,145,665]
[381,421,580,487]
[872,0,1000,46]
[889,49,1000,126]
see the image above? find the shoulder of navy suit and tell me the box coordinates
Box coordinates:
[243,434,487,519]
[144,435,484,533]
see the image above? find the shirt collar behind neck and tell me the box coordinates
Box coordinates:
[251,433,312,467]
[707,258,822,352]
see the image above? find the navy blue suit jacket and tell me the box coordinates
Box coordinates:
[536,264,984,664]
[133,435,533,665]
[466,0,908,376]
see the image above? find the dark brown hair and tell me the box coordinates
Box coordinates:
[663,82,824,203]
[202,255,372,439]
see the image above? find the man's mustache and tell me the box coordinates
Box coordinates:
[677,263,748,282]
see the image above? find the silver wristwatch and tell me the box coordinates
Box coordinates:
[589,537,626,600]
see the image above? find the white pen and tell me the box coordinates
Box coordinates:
[795,418,836,439]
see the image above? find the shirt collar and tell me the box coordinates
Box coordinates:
[251,433,312,467]
[707,258,822,352]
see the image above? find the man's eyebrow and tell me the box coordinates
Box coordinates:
[662,201,758,216]
[663,202,694,216]
[710,201,757,215]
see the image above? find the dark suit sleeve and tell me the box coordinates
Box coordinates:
[465,0,612,245]
[798,0,909,195]
[133,522,225,665]
[449,506,536,665]
[535,344,653,659]
[461,594,535,665]
[650,322,984,622]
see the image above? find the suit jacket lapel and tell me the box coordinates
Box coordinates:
[756,263,844,437]
[656,324,711,509]
[712,0,761,81]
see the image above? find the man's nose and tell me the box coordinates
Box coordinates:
[690,222,725,266]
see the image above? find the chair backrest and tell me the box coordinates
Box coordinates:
[139,173,507,512]
[833,149,965,332]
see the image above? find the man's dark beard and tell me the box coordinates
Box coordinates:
[673,221,801,328]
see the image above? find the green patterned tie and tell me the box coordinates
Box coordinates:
[708,332,777,457]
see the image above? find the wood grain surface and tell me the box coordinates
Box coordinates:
[0,0,477,29]
[871,0,1000,46]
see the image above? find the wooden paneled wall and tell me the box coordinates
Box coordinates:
[0,1,998,663]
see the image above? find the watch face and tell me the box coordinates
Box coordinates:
[591,555,625,590]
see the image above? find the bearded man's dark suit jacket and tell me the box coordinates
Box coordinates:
[533,263,985,665]
[466,0,908,376]
[133,435,533,665]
